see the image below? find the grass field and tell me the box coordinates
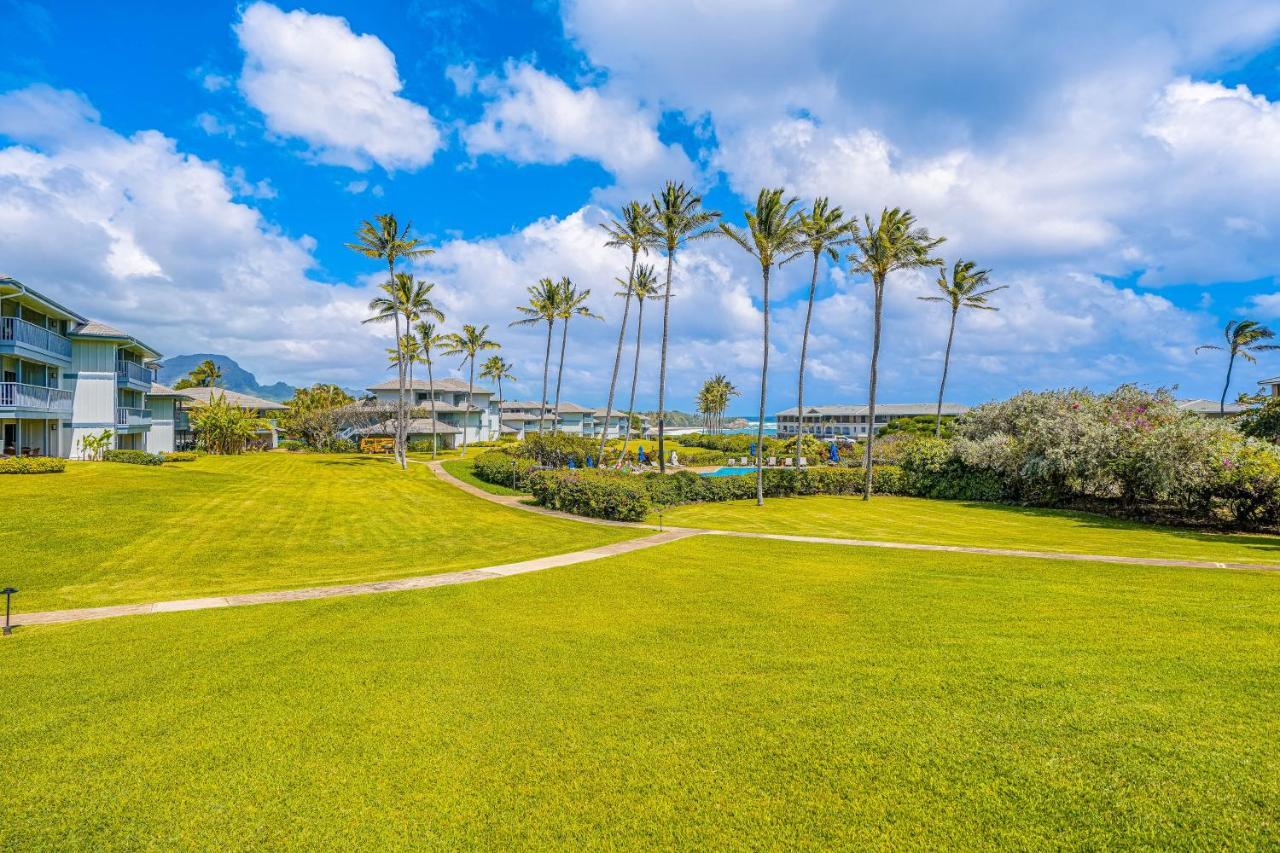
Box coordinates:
[440,458,527,496]
[2,453,640,612]
[4,535,1277,847]
[660,493,1280,564]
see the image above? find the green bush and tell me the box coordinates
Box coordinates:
[518,432,602,467]
[529,469,650,522]
[319,438,357,453]
[473,450,537,490]
[102,449,164,466]
[0,456,66,474]
[161,451,198,462]
[407,438,442,453]
[278,439,306,452]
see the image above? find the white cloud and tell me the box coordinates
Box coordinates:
[200,73,230,93]
[196,111,235,137]
[234,2,442,172]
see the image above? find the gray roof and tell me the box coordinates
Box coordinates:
[178,386,287,410]
[1176,398,1247,415]
[1258,377,1280,386]
[71,319,161,358]
[149,382,194,400]
[775,403,970,417]
[366,377,490,394]
[352,418,461,436]
[0,276,88,323]
[551,401,595,415]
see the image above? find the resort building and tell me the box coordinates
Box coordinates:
[1175,398,1247,416]
[775,402,970,438]
[499,400,556,438]
[146,384,193,454]
[586,407,631,439]
[366,378,498,445]
[2,275,173,457]
[174,386,286,449]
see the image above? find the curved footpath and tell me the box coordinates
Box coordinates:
[9,459,1278,630]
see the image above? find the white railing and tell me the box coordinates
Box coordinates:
[116,406,152,426]
[0,316,72,358]
[0,382,74,413]
[116,360,152,385]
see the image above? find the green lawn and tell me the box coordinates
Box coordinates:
[3,535,1277,847]
[661,493,1280,564]
[2,453,640,612]
[440,458,527,496]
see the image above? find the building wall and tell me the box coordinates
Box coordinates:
[146,396,177,454]
[66,339,119,458]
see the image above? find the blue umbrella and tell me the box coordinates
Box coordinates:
[829,441,839,462]
[749,442,757,457]
[638,446,647,464]
[567,456,576,469]
[587,455,595,468]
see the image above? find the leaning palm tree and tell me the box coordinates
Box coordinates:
[510,278,563,434]
[598,201,658,457]
[919,260,1005,436]
[721,187,804,505]
[618,264,660,463]
[480,354,517,425]
[848,208,945,499]
[348,214,434,468]
[190,359,223,388]
[651,181,721,472]
[441,324,500,457]
[709,373,740,434]
[786,198,854,467]
[414,320,447,458]
[1196,319,1280,414]
[551,278,601,431]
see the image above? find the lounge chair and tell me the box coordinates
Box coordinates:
[799,457,809,467]
[767,456,777,467]
[782,458,792,467]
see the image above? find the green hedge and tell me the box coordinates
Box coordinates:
[0,456,66,474]
[473,450,538,490]
[519,432,602,467]
[529,469,650,522]
[102,449,164,466]
[162,451,199,462]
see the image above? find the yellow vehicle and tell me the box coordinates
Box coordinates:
[359,436,395,455]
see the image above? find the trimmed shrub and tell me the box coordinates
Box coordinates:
[102,449,163,466]
[408,438,442,453]
[319,438,357,453]
[162,451,198,462]
[278,439,306,452]
[529,469,650,522]
[473,450,537,490]
[0,456,66,474]
[519,432,602,467]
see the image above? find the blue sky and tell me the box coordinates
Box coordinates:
[2,0,1280,412]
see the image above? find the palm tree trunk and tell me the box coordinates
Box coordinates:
[600,250,638,460]
[936,309,957,437]
[496,375,504,441]
[393,311,406,471]
[427,357,438,459]
[462,357,474,457]
[1221,352,1236,414]
[538,320,552,434]
[552,318,569,434]
[620,299,646,465]
[796,251,820,469]
[863,277,885,500]
[756,265,770,507]
[657,251,675,474]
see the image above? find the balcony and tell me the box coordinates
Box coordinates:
[116,359,153,391]
[0,316,72,364]
[116,406,152,429]
[0,382,74,415]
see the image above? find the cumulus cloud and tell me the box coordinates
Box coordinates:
[234,2,442,172]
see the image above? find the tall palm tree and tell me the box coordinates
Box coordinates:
[599,201,658,457]
[651,181,721,472]
[414,320,447,458]
[480,354,517,427]
[551,278,601,432]
[190,358,223,388]
[919,260,1004,435]
[348,215,434,468]
[441,324,499,457]
[721,187,804,505]
[510,278,562,434]
[618,264,660,463]
[710,374,740,434]
[848,208,945,499]
[1196,319,1280,413]
[786,198,854,467]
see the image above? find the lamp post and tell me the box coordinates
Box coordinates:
[2,587,16,636]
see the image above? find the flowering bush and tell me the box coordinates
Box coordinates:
[0,456,66,474]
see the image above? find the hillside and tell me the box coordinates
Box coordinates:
[158,354,296,402]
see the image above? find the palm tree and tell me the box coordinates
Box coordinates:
[918,260,1005,435]
[551,278,601,432]
[510,278,562,434]
[480,355,517,423]
[721,187,804,506]
[618,264,660,463]
[441,324,499,457]
[1196,319,1280,413]
[651,181,721,472]
[710,374,740,433]
[414,320,447,458]
[190,358,223,388]
[348,215,434,468]
[599,201,658,457]
[848,208,945,499]
[787,198,854,467]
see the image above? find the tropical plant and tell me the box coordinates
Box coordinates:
[480,355,517,414]
[720,187,804,505]
[348,214,434,468]
[651,181,721,472]
[696,374,740,433]
[918,259,1005,436]
[1196,320,1280,414]
[598,201,658,459]
[441,324,500,457]
[510,277,562,434]
[618,264,661,463]
[189,391,269,455]
[550,278,601,430]
[175,358,222,389]
[787,197,854,466]
[77,428,114,461]
[414,321,447,458]
[281,383,355,449]
[848,208,945,499]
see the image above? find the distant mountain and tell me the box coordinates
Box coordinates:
[158,354,296,402]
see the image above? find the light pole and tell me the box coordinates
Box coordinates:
[2,587,16,636]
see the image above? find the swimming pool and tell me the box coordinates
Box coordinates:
[701,466,757,477]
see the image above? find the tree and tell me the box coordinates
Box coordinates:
[787,197,854,467]
[651,181,721,472]
[414,321,447,458]
[1196,320,1280,414]
[176,358,223,389]
[848,208,945,499]
[510,278,562,434]
[618,264,660,463]
[918,259,1005,436]
[599,201,658,458]
[441,324,500,457]
[721,187,804,505]
[551,278,601,432]
[282,383,355,449]
[480,355,517,417]
[347,214,434,469]
[189,391,269,455]
[78,428,113,461]
[697,374,740,433]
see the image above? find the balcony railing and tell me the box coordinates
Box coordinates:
[116,406,152,427]
[0,316,72,359]
[116,360,152,386]
[0,382,74,414]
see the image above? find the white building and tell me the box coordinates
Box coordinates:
[587,407,631,439]
[174,386,286,449]
[775,402,970,438]
[367,378,498,446]
[2,276,176,457]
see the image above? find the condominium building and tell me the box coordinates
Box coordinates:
[366,378,498,447]
[775,402,970,438]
